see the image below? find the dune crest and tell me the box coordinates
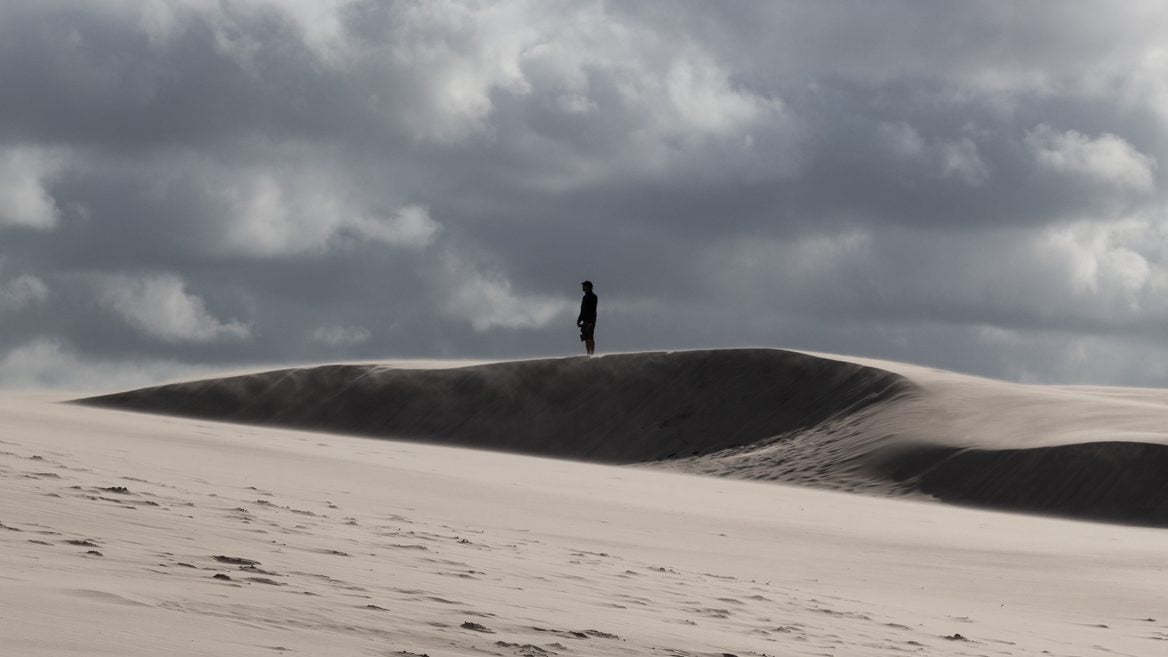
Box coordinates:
[77,349,910,463]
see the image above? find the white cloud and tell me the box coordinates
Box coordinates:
[878,123,989,186]
[1036,218,1168,320]
[77,1,800,187]
[0,274,49,311]
[373,0,538,142]
[131,0,353,65]
[252,0,352,64]
[0,146,62,230]
[937,137,990,186]
[310,324,371,347]
[438,253,571,331]
[209,166,440,256]
[342,0,791,156]
[97,274,252,343]
[347,205,440,249]
[710,216,1168,336]
[215,170,338,256]
[663,59,770,136]
[0,338,216,392]
[1026,124,1157,191]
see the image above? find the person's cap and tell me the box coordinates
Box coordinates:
[581,280,593,287]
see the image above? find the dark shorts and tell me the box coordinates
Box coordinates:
[579,322,595,341]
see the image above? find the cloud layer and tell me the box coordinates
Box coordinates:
[97,274,252,344]
[1,0,1167,388]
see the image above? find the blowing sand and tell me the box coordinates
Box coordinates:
[3,349,1168,655]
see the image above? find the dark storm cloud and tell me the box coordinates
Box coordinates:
[1,0,1166,389]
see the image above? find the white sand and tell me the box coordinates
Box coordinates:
[2,391,1167,656]
[801,349,1168,450]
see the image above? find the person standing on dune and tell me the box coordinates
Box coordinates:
[577,280,598,356]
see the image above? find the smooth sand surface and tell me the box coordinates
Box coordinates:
[3,391,1168,656]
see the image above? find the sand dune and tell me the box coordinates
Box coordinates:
[3,392,1168,656]
[78,348,1168,526]
[78,350,909,463]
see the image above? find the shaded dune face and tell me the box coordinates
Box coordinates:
[77,349,911,463]
[77,348,1168,527]
[882,442,1168,527]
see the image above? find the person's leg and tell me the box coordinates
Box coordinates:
[582,323,595,355]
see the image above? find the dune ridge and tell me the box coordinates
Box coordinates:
[78,349,910,463]
[78,348,1168,527]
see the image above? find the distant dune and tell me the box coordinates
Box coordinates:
[77,348,1168,527]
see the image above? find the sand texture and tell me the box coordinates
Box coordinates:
[80,349,1168,526]
[3,391,1168,656]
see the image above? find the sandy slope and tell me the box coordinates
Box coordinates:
[2,393,1167,657]
[77,350,908,463]
[79,349,1168,526]
[669,350,1168,525]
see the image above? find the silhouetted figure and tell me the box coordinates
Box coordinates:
[577,280,598,356]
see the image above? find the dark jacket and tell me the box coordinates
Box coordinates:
[578,291,598,323]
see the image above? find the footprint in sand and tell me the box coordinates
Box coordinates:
[24,471,62,480]
[437,570,483,580]
[691,607,733,619]
[384,543,431,552]
[493,641,562,656]
[213,554,261,566]
[460,621,494,633]
[530,626,622,641]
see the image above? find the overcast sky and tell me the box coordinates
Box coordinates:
[2,0,1168,390]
